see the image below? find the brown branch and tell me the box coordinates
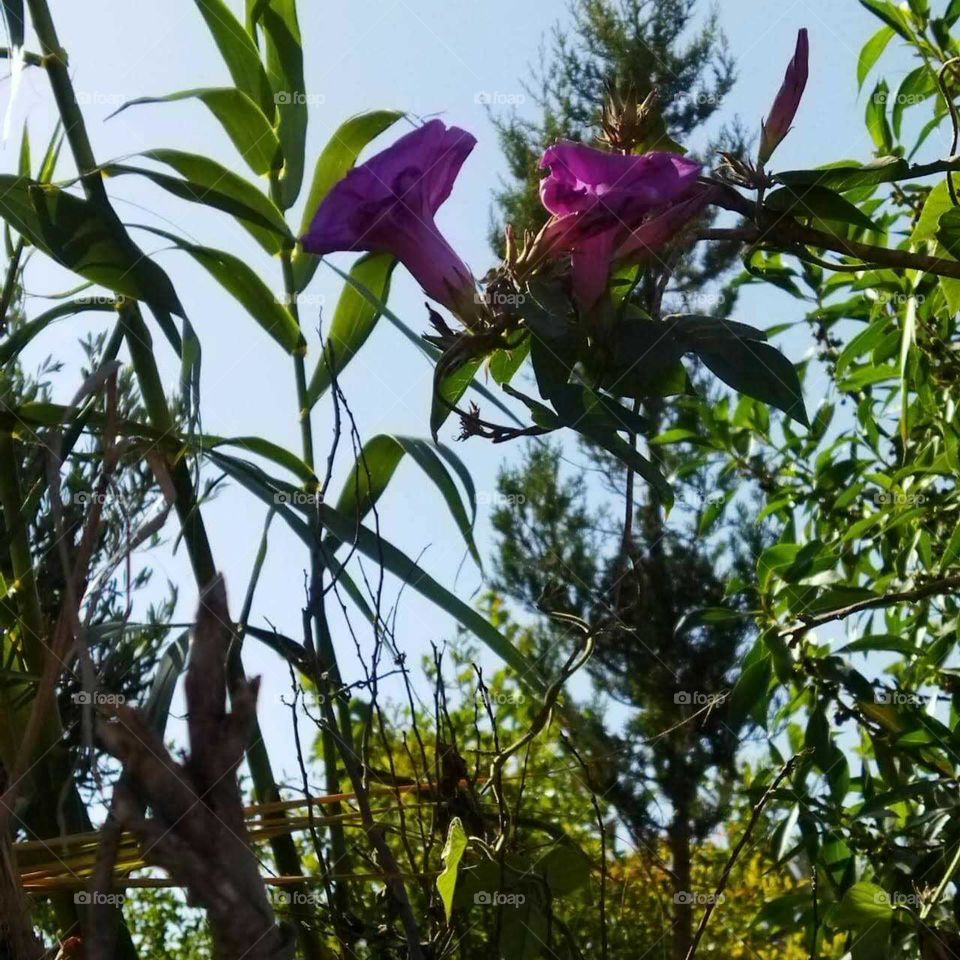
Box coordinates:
[684,754,803,960]
[780,574,960,643]
[95,577,295,960]
[703,185,960,280]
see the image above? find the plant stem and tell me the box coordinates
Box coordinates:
[25,4,322,955]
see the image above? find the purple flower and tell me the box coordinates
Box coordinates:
[759,29,809,165]
[538,143,702,306]
[302,119,477,313]
[616,186,715,262]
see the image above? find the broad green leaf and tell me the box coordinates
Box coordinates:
[858,26,895,90]
[866,81,893,153]
[535,839,591,896]
[437,818,468,922]
[137,225,300,353]
[192,0,274,117]
[834,881,893,927]
[256,0,307,207]
[431,357,482,440]
[306,253,396,406]
[912,179,952,243]
[729,654,772,724]
[489,335,531,385]
[776,156,909,191]
[110,88,280,176]
[332,434,480,566]
[105,158,290,254]
[858,0,915,40]
[0,176,183,316]
[764,185,878,230]
[892,65,936,139]
[693,337,808,426]
[936,206,960,260]
[293,110,404,290]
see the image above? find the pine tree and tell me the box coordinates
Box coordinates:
[488,4,769,958]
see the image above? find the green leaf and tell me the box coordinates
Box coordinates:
[320,499,545,690]
[192,0,274,117]
[776,156,909,192]
[332,434,480,566]
[256,0,307,207]
[0,297,115,366]
[866,81,893,153]
[195,434,316,485]
[293,110,404,291]
[729,654,772,724]
[693,337,808,427]
[110,88,280,177]
[912,179,952,243]
[834,881,893,927]
[143,631,190,737]
[764,184,878,230]
[858,26,895,90]
[0,176,183,316]
[936,206,960,260]
[106,153,291,254]
[0,0,23,48]
[535,839,591,896]
[136,225,300,353]
[858,0,915,40]
[437,818,468,922]
[306,253,396,407]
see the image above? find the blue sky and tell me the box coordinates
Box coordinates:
[8,0,928,791]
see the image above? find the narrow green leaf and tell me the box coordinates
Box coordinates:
[293,110,404,290]
[110,88,280,177]
[257,0,307,207]
[858,26,895,90]
[332,434,480,566]
[126,148,289,250]
[0,297,115,366]
[858,0,915,40]
[143,632,190,736]
[0,176,183,316]
[0,0,23,48]
[192,0,274,117]
[136,225,300,353]
[437,818,468,922]
[306,253,396,406]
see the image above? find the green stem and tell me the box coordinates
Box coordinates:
[273,172,355,917]
[25,4,324,955]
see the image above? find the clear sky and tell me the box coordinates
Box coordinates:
[7,0,926,792]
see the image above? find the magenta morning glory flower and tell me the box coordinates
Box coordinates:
[539,143,703,307]
[616,186,715,262]
[758,28,809,165]
[302,119,477,315]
